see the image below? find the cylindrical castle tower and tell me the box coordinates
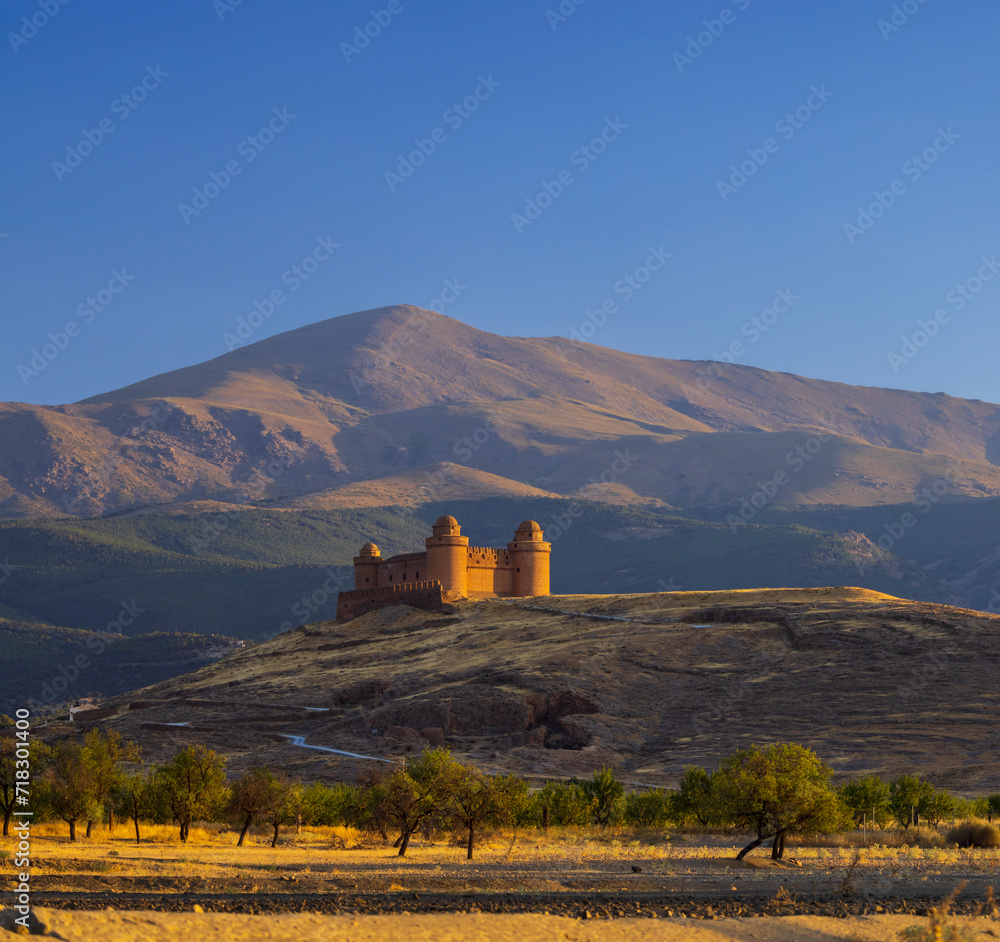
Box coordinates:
[510,520,551,597]
[424,515,469,598]
[353,542,381,589]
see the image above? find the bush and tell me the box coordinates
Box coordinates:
[623,789,673,828]
[945,820,1000,848]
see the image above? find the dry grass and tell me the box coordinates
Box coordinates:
[945,822,1000,849]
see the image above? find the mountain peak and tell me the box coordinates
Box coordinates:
[2,304,1000,519]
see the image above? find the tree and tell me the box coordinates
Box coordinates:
[380,749,460,857]
[0,737,20,838]
[44,741,98,842]
[491,773,531,831]
[354,778,391,840]
[262,778,300,848]
[0,737,50,838]
[713,743,845,860]
[301,781,358,827]
[227,768,289,847]
[448,765,498,860]
[155,745,228,842]
[888,774,934,828]
[533,781,591,829]
[623,789,673,828]
[444,766,525,861]
[839,774,890,828]
[582,767,625,827]
[113,767,157,844]
[673,766,719,827]
[984,794,1000,823]
[921,788,956,826]
[82,727,140,837]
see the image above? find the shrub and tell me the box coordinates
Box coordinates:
[945,821,1000,848]
[582,768,625,827]
[623,789,672,828]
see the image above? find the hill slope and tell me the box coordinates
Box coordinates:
[2,497,957,709]
[77,588,1000,791]
[5,305,1000,517]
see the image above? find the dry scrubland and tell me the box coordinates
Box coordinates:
[6,824,1000,940]
[18,586,1000,937]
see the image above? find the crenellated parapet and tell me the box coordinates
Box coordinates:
[335,580,445,620]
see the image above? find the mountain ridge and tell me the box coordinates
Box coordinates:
[3,304,1000,519]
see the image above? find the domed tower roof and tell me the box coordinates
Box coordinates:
[358,542,380,557]
[431,514,462,537]
[514,520,544,542]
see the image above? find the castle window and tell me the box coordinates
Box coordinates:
[516,567,520,572]
[403,574,407,580]
[415,572,419,578]
[365,577,370,583]
[388,575,393,582]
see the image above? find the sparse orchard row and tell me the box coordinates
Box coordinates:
[3,724,999,859]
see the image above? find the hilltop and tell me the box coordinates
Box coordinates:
[68,587,1000,791]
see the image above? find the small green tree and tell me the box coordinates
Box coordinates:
[0,739,50,838]
[533,780,591,829]
[301,781,359,827]
[82,727,140,836]
[583,767,625,827]
[0,737,21,838]
[921,788,956,826]
[714,743,845,859]
[888,774,934,828]
[113,767,157,845]
[492,773,531,830]
[381,749,460,856]
[983,794,1000,823]
[449,765,500,860]
[155,745,228,842]
[355,778,391,839]
[227,768,288,847]
[839,774,890,828]
[263,777,300,848]
[44,741,99,842]
[673,766,720,827]
[623,789,673,828]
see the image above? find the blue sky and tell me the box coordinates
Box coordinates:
[2,0,999,405]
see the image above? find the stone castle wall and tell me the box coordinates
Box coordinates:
[336,580,444,621]
[340,517,550,620]
[466,545,515,597]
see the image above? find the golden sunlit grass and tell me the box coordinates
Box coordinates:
[6,823,1000,888]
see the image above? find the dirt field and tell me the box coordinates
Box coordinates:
[5,824,1000,939]
[9,908,1000,942]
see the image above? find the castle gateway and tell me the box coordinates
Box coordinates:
[335,516,551,620]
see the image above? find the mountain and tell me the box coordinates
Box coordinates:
[4,304,1000,519]
[8,305,1000,702]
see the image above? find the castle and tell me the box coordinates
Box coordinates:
[335,516,551,620]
